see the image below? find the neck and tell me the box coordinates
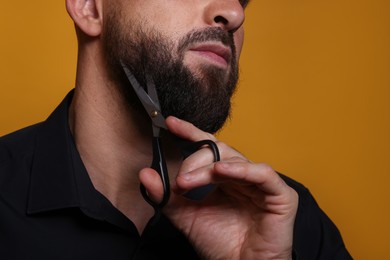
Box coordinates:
[68,44,179,233]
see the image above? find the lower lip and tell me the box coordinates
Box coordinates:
[189,50,228,67]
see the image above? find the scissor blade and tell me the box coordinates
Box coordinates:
[121,61,167,130]
[146,75,160,109]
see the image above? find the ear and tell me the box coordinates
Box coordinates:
[66,0,103,37]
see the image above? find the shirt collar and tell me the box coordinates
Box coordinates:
[27,90,80,214]
[26,90,107,215]
[26,90,137,232]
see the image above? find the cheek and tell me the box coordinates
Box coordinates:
[234,28,245,58]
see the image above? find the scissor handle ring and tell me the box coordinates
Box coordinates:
[180,139,220,162]
[140,139,220,224]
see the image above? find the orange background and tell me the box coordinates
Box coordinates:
[1,1,389,259]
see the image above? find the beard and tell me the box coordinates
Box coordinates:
[102,14,239,134]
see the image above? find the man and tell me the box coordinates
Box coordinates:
[0,0,352,259]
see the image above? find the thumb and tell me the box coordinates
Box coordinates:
[139,168,165,205]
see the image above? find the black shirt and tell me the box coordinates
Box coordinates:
[0,91,352,259]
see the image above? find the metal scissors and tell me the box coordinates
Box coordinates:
[120,61,220,221]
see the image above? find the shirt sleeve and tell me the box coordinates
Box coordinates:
[280,174,353,260]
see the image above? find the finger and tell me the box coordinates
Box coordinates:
[138,168,165,204]
[174,157,246,193]
[174,162,218,194]
[166,116,247,164]
[213,161,289,196]
[166,116,216,142]
[180,145,219,173]
[180,140,246,175]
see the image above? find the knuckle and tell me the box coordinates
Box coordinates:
[258,163,275,175]
[216,141,229,153]
[206,132,217,141]
[215,141,246,161]
[232,155,246,162]
[181,159,199,173]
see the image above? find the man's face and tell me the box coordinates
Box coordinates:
[102,0,247,133]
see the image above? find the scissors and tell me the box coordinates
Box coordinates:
[120,61,220,221]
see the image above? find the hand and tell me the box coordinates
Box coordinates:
[139,116,298,260]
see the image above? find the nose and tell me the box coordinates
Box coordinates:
[203,0,245,33]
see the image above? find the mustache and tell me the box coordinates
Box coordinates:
[177,27,236,57]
